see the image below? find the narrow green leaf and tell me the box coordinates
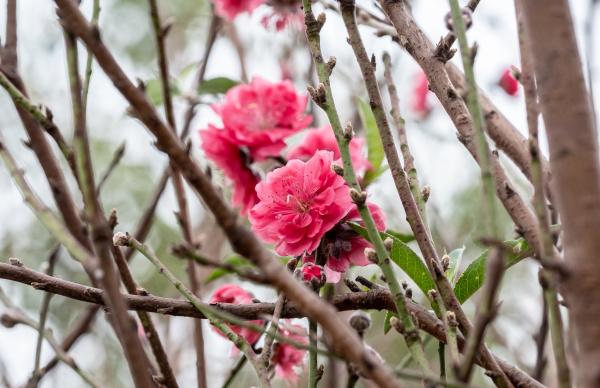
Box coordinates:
[445,246,465,285]
[198,77,240,95]
[205,255,253,283]
[383,311,393,334]
[145,78,180,106]
[453,239,530,303]
[385,229,415,243]
[390,237,436,296]
[349,223,434,296]
[357,97,385,185]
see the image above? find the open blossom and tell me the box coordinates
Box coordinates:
[249,150,353,256]
[213,77,311,160]
[305,202,386,283]
[212,0,264,21]
[499,68,519,96]
[411,70,432,118]
[209,284,263,346]
[288,125,371,177]
[200,126,260,215]
[271,323,308,381]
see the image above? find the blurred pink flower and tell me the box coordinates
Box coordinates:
[200,126,260,215]
[209,284,263,347]
[288,125,371,177]
[271,323,308,381]
[261,8,304,31]
[411,70,432,118]
[213,0,265,21]
[304,202,386,283]
[249,150,353,256]
[213,77,311,160]
[499,68,519,96]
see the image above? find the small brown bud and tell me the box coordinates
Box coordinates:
[136,287,149,296]
[0,313,18,328]
[383,237,394,251]
[325,57,336,76]
[364,247,378,263]
[8,258,23,267]
[343,121,354,140]
[108,209,119,230]
[441,254,450,272]
[446,311,458,327]
[421,185,431,202]
[332,164,344,177]
[427,289,438,302]
[316,13,326,30]
[349,311,371,333]
[390,316,404,334]
[112,232,130,247]
[349,188,367,206]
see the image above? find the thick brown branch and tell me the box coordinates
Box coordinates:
[520,1,600,386]
[0,261,543,388]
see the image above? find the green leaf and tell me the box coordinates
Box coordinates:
[389,237,436,296]
[445,246,465,285]
[357,97,385,185]
[383,311,393,334]
[145,78,180,106]
[198,77,240,95]
[349,223,435,296]
[453,239,530,303]
[205,255,253,284]
[385,229,415,243]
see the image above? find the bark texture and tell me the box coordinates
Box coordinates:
[520,1,600,386]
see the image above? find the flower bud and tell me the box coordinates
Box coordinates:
[343,121,354,140]
[299,262,326,289]
[364,248,378,263]
[332,164,345,177]
[349,188,367,206]
[349,311,371,334]
[383,237,394,251]
[441,254,450,272]
[112,232,130,247]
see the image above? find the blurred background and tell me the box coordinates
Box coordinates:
[0,0,598,386]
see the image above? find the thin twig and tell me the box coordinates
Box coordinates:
[31,245,60,382]
[81,0,100,112]
[95,141,126,196]
[0,287,101,388]
[260,293,286,369]
[111,243,179,388]
[447,1,506,383]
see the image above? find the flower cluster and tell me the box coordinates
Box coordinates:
[200,77,311,214]
[201,77,385,283]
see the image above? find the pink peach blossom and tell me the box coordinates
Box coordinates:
[200,126,260,215]
[212,0,264,21]
[213,77,312,160]
[288,125,371,177]
[209,284,263,346]
[411,70,432,118]
[499,68,519,96]
[271,323,307,381]
[305,202,386,283]
[261,8,304,31]
[249,150,354,256]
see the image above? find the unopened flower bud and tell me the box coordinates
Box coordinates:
[390,316,405,334]
[349,188,367,206]
[349,311,371,334]
[446,311,458,327]
[441,254,450,272]
[383,237,394,251]
[332,164,344,177]
[298,262,326,290]
[427,289,438,302]
[112,232,130,247]
[421,185,431,202]
[343,122,354,140]
[364,248,378,263]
